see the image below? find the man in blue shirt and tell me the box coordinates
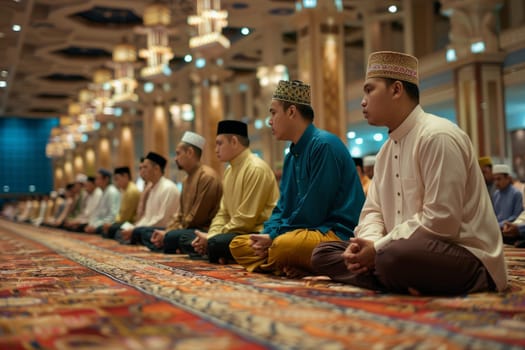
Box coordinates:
[492,164,523,227]
[230,80,365,277]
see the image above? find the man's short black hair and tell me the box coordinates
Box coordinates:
[383,78,420,104]
[281,101,315,122]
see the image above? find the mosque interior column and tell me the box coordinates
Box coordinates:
[53,160,64,190]
[441,0,506,160]
[191,63,232,176]
[117,121,135,173]
[73,146,85,176]
[255,22,288,169]
[295,0,346,141]
[84,145,96,177]
[95,122,112,170]
[403,0,435,57]
[141,96,170,173]
[63,151,74,185]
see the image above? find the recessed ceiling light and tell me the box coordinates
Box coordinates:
[0,81,7,88]
[12,24,21,32]
[388,5,398,13]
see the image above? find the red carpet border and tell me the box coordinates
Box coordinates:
[1,219,525,349]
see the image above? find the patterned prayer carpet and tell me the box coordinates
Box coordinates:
[1,219,524,350]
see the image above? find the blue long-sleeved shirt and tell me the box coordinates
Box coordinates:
[492,185,523,227]
[264,124,365,240]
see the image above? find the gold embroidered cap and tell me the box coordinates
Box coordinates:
[272,80,311,106]
[366,51,419,86]
[478,156,493,167]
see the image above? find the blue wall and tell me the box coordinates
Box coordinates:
[0,117,59,196]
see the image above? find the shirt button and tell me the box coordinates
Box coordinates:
[394,141,398,144]
[396,174,399,178]
[397,210,401,214]
[397,192,400,196]
[394,155,398,159]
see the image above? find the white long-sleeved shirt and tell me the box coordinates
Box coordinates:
[88,184,120,228]
[356,105,508,291]
[133,176,180,228]
[74,187,103,224]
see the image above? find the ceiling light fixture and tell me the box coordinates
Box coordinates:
[109,40,139,105]
[137,1,174,79]
[188,0,230,57]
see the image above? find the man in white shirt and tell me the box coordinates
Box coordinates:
[116,151,180,244]
[64,176,103,231]
[84,169,121,233]
[312,51,508,295]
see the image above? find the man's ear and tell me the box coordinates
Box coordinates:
[287,104,296,118]
[392,80,403,99]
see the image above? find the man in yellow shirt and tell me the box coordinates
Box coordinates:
[100,166,141,236]
[184,120,280,264]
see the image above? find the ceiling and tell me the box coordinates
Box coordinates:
[1,0,399,119]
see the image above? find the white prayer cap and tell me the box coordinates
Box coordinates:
[493,164,511,175]
[181,131,206,150]
[50,191,57,199]
[363,155,376,167]
[75,173,87,183]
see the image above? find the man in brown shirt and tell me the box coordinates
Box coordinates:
[143,131,223,252]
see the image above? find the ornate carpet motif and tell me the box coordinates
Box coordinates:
[1,219,525,349]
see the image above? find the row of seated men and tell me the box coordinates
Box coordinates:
[10,122,525,288]
[13,152,524,251]
[4,55,522,295]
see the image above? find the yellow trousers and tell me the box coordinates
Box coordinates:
[229,229,341,275]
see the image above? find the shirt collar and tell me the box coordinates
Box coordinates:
[290,123,316,156]
[389,105,423,142]
[230,148,251,167]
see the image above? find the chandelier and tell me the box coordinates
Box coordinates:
[137,1,174,79]
[109,40,139,105]
[89,68,114,117]
[188,0,230,57]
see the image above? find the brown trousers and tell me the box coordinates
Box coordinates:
[311,231,495,295]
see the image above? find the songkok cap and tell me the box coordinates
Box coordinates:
[217,120,248,138]
[478,156,493,167]
[87,176,96,183]
[493,164,511,175]
[363,155,376,167]
[182,131,206,150]
[114,166,131,175]
[145,151,167,170]
[75,173,87,183]
[272,80,311,106]
[366,51,419,86]
[98,168,112,178]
